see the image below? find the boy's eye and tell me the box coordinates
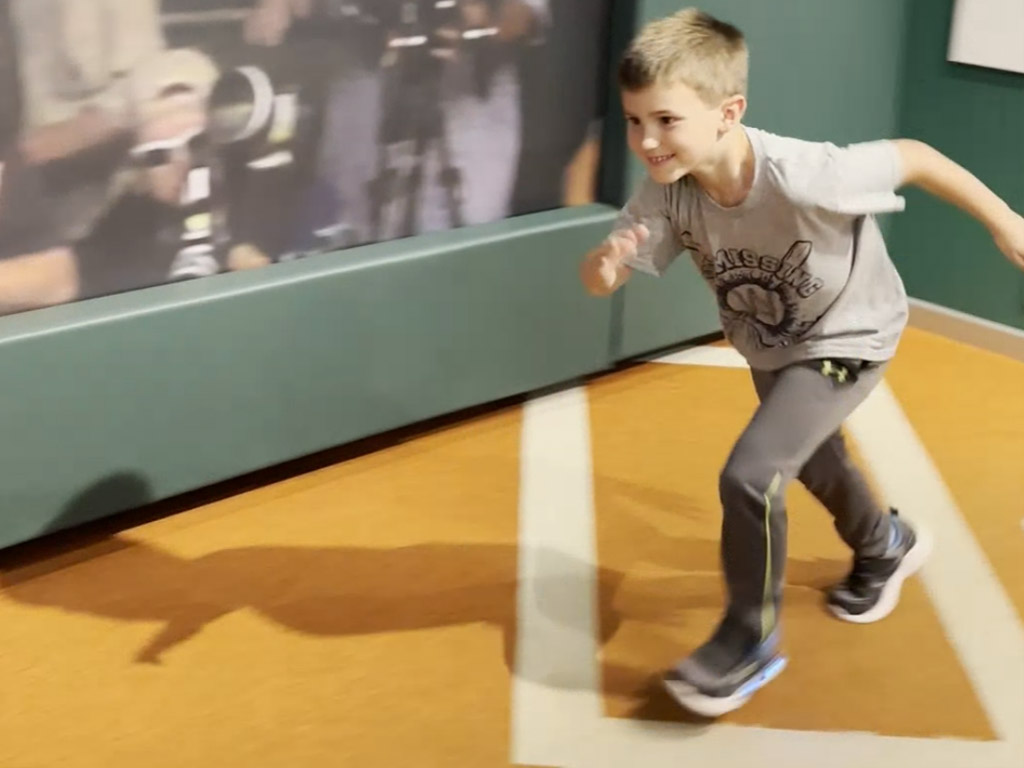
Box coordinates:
[626,117,640,126]
[660,116,680,126]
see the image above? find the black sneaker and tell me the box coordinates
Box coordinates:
[662,625,788,718]
[827,510,931,623]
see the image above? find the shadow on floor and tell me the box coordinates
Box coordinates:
[1,473,846,721]
[1,533,628,681]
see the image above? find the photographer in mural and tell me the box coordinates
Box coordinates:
[0,0,608,317]
[0,0,214,312]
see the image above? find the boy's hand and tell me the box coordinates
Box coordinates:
[991,210,1024,270]
[581,223,649,295]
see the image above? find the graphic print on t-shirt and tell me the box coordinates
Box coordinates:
[684,230,828,350]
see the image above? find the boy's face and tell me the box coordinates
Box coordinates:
[621,80,743,185]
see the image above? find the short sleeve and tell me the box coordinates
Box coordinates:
[613,178,683,277]
[809,139,907,216]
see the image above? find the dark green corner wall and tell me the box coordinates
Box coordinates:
[888,0,1024,330]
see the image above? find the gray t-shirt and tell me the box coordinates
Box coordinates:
[616,126,909,371]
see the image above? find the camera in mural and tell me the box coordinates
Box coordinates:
[0,0,610,316]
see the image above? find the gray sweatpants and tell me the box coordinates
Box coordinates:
[719,359,892,644]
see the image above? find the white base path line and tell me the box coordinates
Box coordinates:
[566,718,1016,768]
[513,375,1024,767]
[646,344,748,368]
[512,387,603,767]
[845,382,1024,748]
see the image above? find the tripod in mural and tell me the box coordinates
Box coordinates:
[368,38,466,241]
[367,1,500,240]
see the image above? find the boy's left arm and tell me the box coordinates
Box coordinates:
[893,139,1024,269]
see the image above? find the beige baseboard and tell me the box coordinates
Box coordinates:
[908,298,1024,362]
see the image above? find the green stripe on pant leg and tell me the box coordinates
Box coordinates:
[761,472,782,641]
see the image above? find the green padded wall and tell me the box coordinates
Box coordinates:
[888,0,1024,330]
[0,206,617,549]
[610,0,911,358]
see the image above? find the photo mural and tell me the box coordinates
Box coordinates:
[0,0,611,316]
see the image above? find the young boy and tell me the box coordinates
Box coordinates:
[581,8,1024,718]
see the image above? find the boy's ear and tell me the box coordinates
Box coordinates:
[719,94,747,132]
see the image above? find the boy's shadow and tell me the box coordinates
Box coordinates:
[0,472,634,686]
[0,472,846,712]
[2,531,630,681]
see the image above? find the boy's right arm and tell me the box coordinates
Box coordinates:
[580,223,649,296]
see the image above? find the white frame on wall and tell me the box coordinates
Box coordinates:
[947,0,1024,75]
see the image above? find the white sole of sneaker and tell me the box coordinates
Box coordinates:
[662,655,788,718]
[829,526,933,624]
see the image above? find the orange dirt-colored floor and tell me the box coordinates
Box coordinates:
[1,327,1022,767]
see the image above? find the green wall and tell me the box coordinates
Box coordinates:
[612,0,912,357]
[888,0,1024,330]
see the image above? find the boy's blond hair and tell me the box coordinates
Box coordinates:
[618,8,748,106]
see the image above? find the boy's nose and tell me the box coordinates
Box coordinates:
[641,136,659,151]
